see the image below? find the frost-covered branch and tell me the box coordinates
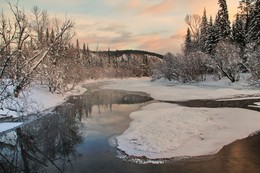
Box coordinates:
[0,1,75,110]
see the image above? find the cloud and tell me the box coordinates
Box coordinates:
[170,29,186,40]
[8,0,240,54]
[141,0,176,15]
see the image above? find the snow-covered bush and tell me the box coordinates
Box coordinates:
[208,41,241,82]
[181,51,208,82]
[158,53,183,81]
[153,51,208,83]
[245,43,260,85]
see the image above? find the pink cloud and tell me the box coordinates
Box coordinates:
[141,0,176,15]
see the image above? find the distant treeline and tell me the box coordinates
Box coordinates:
[91,49,164,59]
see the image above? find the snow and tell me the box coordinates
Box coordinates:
[103,77,260,101]
[1,75,259,160]
[116,103,260,159]
[0,83,87,131]
[0,123,22,133]
[103,76,260,160]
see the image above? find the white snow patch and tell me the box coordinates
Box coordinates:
[116,103,260,159]
[0,82,88,132]
[102,77,260,160]
[0,83,87,117]
[103,77,260,101]
[0,123,22,133]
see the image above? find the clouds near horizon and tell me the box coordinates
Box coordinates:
[2,0,239,54]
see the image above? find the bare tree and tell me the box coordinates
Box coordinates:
[185,14,202,41]
[31,6,49,47]
[0,1,74,110]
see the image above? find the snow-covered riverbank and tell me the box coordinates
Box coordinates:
[1,76,260,160]
[103,77,260,159]
[0,83,87,132]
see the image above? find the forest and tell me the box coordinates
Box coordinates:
[0,0,260,111]
[154,0,260,84]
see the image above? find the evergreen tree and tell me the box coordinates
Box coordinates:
[75,39,81,63]
[215,0,231,40]
[86,44,90,54]
[205,16,219,54]
[238,0,256,35]
[247,0,260,45]
[200,8,208,52]
[76,39,80,50]
[84,44,91,66]
[82,43,88,66]
[50,29,55,44]
[83,43,86,55]
[231,14,246,48]
[184,28,192,54]
[108,47,112,66]
[45,28,49,46]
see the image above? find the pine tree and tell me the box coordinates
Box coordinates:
[108,47,112,66]
[205,16,219,54]
[84,44,91,66]
[50,29,55,44]
[231,14,246,48]
[215,0,231,40]
[184,28,192,54]
[247,0,260,45]
[45,28,49,46]
[83,43,86,55]
[200,8,208,52]
[75,39,81,63]
[238,0,256,35]
[76,39,80,50]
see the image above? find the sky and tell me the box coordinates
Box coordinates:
[1,0,239,54]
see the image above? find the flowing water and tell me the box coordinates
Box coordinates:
[0,88,260,173]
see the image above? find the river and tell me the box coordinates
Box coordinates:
[0,87,260,173]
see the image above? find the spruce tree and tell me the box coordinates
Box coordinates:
[247,0,260,45]
[184,28,192,54]
[205,16,219,54]
[50,29,55,44]
[76,39,80,50]
[238,0,256,35]
[215,0,231,40]
[45,28,49,46]
[231,14,246,48]
[200,8,208,52]
[83,43,86,54]
[85,44,91,66]
[75,39,81,62]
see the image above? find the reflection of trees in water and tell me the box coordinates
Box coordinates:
[0,107,82,173]
[67,90,152,121]
[0,89,152,172]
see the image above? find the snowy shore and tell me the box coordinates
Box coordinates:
[116,103,260,159]
[1,76,260,160]
[103,77,260,159]
[0,83,87,132]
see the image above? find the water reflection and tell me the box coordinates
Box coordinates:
[67,89,153,122]
[2,88,259,173]
[182,134,260,173]
[0,106,82,173]
[0,89,153,173]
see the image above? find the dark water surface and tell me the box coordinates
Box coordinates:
[0,89,260,173]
